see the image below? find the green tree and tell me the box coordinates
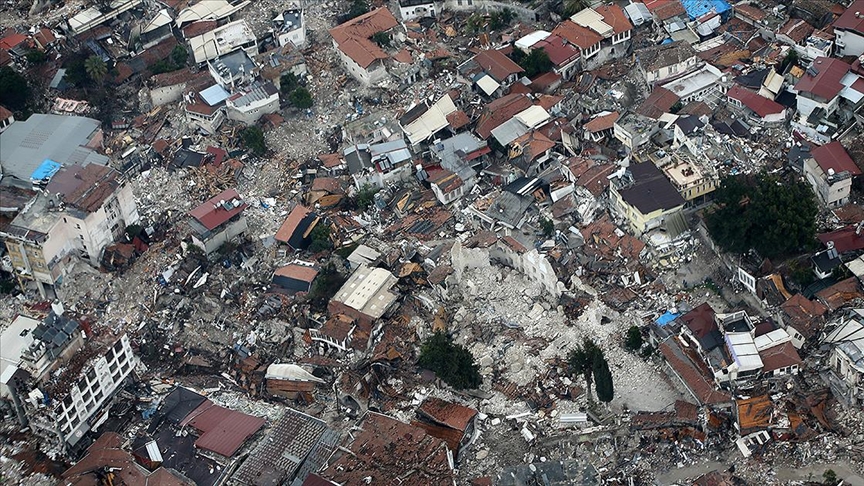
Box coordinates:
[84,55,107,84]
[540,217,554,237]
[355,184,379,210]
[26,49,47,64]
[568,338,602,392]
[418,331,482,390]
[240,126,267,156]
[823,469,839,486]
[171,45,188,67]
[518,49,553,78]
[593,352,614,403]
[562,0,590,17]
[0,66,31,112]
[280,72,299,95]
[346,0,369,20]
[372,31,390,47]
[489,8,515,30]
[289,86,314,109]
[624,326,643,352]
[308,222,333,253]
[705,173,818,259]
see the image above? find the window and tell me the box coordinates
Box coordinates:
[77,380,87,392]
[86,368,96,383]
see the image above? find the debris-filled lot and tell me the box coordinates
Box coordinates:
[2,0,864,484]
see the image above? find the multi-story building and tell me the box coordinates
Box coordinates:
[609,162,686,235]
[329,8,399,86]
[188,20,258,64]
[1,162,139,297]
[2,310,136,453]
[804,141,861,207]
[188,188,249,254]
[823,309,864,406]
[275,6,306,48]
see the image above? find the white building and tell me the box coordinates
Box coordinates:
[833,0,864,57]
[188,20,258,64]
[636,40,700,85]
[225,82,280,126]
[398,0,436,20]
[3,331,137,452]
[275,7,306,48]
[2,163,139,297]
[188,188,249,254]
[824,310,864,406]
[660,64,725,104]
[329,8,399,86]
[804,141,861,207]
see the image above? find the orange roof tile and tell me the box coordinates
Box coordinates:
[551,20,603,50]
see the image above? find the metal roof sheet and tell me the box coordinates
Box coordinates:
[476,74,500,96]
[181,401,266,457]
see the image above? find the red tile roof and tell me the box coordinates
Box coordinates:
[33,27,56,48]
[417,397,478,431]
[180,401,266,457]
[812,141,862,176]
[0,32,26,50]
[649,0,686,20]
[329,8,398,69]
[189,188,248,231]
[594,4,632,34]
[637,86,680,119]
[182,20,218,38]
[735,4,766,22]
[818,225,864,253]
[727,85,786,118]
[758,341,802,373]
[446,110,471,130]
[275,264,319,283]
[475,93,533,138]
[680,302,717,339]
[474,48,524,82]
[816,276,864,311]
[834,0,864,34]
[794,57,849,100]
[551,20,603,50]
[512,130,555,161]
[583,111,619,132]
[778,18,814,44]
[276,204,312,243]
[781,294,827,338]
[322,412,453,486]
[532,34,580,67]
[0,104,12,120]
[660,337,731,405]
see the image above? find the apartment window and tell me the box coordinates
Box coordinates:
[120,362,129,374]
[94,390,103,402]
[86,368,97,383]
[77,380,87,392]
[109,362,118,373]
[114,340,124,353]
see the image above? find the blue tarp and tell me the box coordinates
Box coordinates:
[681,0,731,20]
[31,159,61,182]
[656,311,680,326]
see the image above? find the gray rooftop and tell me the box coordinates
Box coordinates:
[431,132,488,172]
[212,49,257,81]
[0,114,107,185]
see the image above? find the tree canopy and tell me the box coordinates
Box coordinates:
[624,326,643,352]
[85,56,107,84]
[346,0,369,20]
[513,49,553,78]
[240,126,267,156]
[569,338,614,402]
[593,353,614,403]
[705,173,818,259]
[289,86,314,109]
[418,331,482,390]
[0,66,31,112]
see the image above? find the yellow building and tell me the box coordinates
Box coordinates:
[610,162,686,235]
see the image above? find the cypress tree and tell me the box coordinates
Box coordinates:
[593,353,614,403]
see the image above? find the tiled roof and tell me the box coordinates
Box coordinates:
[594,4,632,34]
[583,111,619,132]
[778,18,814,44]
[759,341,802,373]
[794,57,849,100]
[727,85,786,117]
[188,188,248,231]
[735,4,766,22]
[811,141,862,176]
[417,397,478,431]
[637,87,680,119]
[551,20,603,50]
[275,264,319,283]
[660,337,732,405]
[329,8,398,69]
[474,49,524,83]
[834,0,864,33]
